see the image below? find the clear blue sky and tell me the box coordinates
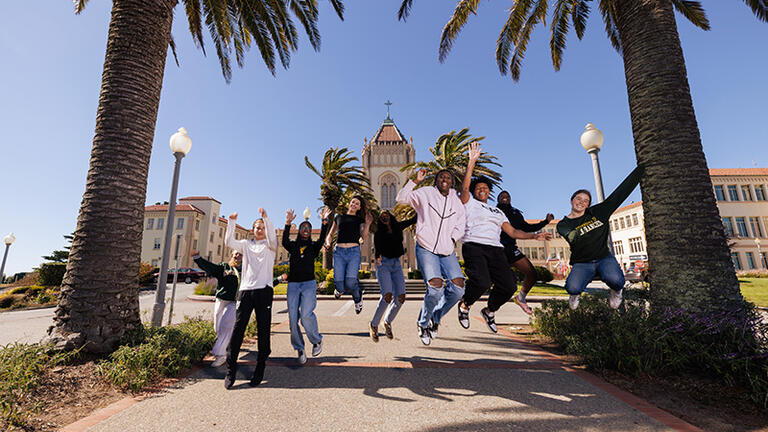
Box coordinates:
[0,1,766,275]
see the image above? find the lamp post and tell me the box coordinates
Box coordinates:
[1,233,15,283]
[756,237,764,269]
[151,128,192,327]
[580,123,614,254]
[166,233,183,326]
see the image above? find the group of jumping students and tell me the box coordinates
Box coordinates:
[193,142,642,389]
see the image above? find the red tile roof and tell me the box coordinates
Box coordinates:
[144,204,204,214]
[526,219,561,224]
[179,196,222,204]
[614,201,643,213]
[373,125,405,142]
[709,168,768,176]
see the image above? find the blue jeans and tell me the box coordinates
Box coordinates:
[415,243,465,328]
[371,257,406,327]
[333,245,362,303]
[565,255,625,295]
[286,280,322,351]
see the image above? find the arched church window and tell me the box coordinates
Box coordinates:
[381,185,390,210]
[389,184,396,206]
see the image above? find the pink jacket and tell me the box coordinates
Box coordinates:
[396,180,466,256]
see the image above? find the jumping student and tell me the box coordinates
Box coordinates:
[496,190,555,315]
[283,207,331,364]
[324,196,373,314]
[369,210,417,342]
[557,165,643,310]
[456,143,551,333]
[223,208,277,389]
[192,249,242,367]
[395,167,466,346]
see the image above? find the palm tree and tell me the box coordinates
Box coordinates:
[394,127,502,221]
[48,0,345,353]
[398,0,767,315]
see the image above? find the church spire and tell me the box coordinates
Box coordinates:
[384,100,393,120]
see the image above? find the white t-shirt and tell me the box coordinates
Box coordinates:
[462,197,507,247]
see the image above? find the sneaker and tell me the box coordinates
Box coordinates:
[334,290,343,299]
[249,362,265,387]
[297,350,307,365]
[369,323,379,342]
[224,372,236,389]
[513,293,533,315]
[312,341,322,357]
[429,321,439,339]
[384,322,393,339]
[355,301,363,314]
[211,355,226,367]
[418,325,431,346]
[569,294,580,310]
[481,307,498,333]
[458,302,470,329]
[609,289,623,309]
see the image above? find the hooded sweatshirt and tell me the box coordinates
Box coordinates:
[396,180,466,256]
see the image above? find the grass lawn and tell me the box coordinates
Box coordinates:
[740,278,768,308]
[273,283,287,295]
[526,283,568,297]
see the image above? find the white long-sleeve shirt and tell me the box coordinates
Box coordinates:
[225,216,277,291]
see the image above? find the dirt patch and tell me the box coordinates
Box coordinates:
[20,361,127,431]
[508,324,768,432]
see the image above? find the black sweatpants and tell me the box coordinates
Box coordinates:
[461,242,518,312]
[226,287,273,375]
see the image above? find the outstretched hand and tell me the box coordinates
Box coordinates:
[259,207,267,219]
[286,209,296,225]
[190,250,199,257]
[534,232,552,241]
[415,168,428,183]
[320,207,332,221]
[365,212,373,226]
[468,141,481,163]
[545,213,555,223]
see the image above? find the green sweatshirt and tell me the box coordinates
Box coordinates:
[193,256,240,301]
[556,166,642,264]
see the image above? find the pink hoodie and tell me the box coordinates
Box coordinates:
[396,180,466,256]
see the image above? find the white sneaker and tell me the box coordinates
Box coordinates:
[211,355,226,367]
[609,289,623,309]
[569,294,580,310]
[312,341,322,357]
[298,350,307,365]
[355,301,363,314]
[418,326,431,346]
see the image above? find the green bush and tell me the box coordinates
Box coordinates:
[407,269,422,280]
[315,267,329,284]
[139,262,156,286]
[273,264,289,277]
[34,289,57,305]
[25,286,44,299]
[193,279,216,296]
[358,270,372,279]
[0,295,15,309]
[323,270,336,294]
[511,265,554,283]
[532,295,768,408]
[38,263,67,287]
[97,317,216,392]
[9,286,29,295]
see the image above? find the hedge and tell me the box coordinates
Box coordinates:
[38,263,67,287]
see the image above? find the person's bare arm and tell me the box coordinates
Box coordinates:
[501,222,552,241]
[459,142,480,205]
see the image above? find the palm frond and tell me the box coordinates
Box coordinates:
[438,0,480,63]
[508,0,549,81]
[571,0,590,39]
[169,35,180,67]
[496,0,533,75]
[184,0,207,54]
[598,0,621,53]
[74,0,88,14]
[328,0,345,20]
[291,0,321,51]
[740,0,767,22]
[550,0,573,71]
[671,0,710,30]
[397,0,415,21]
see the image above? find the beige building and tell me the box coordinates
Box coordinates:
[609,201,647,270]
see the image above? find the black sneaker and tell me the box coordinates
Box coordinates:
[334,290,342,299]
[458,301,470,329]
[418,325,431,346]
[369,322,379,342]
[224,371,236,389]
[481,307,498,333]
[429,321,439,339]
[384,322,393,339]
[249,362,265,387]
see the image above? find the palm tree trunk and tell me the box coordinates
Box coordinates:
[47,0,178,353]
[613,0,742,314]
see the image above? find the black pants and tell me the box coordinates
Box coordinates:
[462,242,517,312]
[227,287,273,375]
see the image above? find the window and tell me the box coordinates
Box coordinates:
[177,218,184,229]
[146,218,154,230]
[529,248,538,260]
[613,241,625,255]
[210,233,214,242]
[212,214,216,223]
[625,216,632,228]
[632,214,639,226]
[539,247,546,259]
[727,185,739,201]
[714,185,726,201]
[153,238,161,250]
[731,252,742,270]
[755,185,766,201]
[217,245,221,255]
[746,252,756,270]
[219,228,223,238]
[381,186,390,210]
[620,218,625,229]
[761,252,768,269]
[207,252,212,260]
[151,259,158,267]
[736,217,749,237]
[195,220,200,231]
[749,217,764,238]
[722,217,734,237]
[157,218,164,230]
[390,184,396,206]
[629,237,644,253]
[742,185,753,201]
[193,239,197,250]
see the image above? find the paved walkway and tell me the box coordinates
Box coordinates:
[70,298,696,432]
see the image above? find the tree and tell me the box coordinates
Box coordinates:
[42,234,74,263]
[398,0,767,315]
[49,0,345,353]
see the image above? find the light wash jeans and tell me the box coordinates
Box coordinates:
[287,280,322,352]
[371,257,406,327]
[212,298,236,357]
[414,243,465,328]
[333,245,362,303]
[565,255,625,295]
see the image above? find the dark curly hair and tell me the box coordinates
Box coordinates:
[470,176,493,196]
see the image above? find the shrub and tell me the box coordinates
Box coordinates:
[273,264,289,278]
[194,279,217,296]
[532,295,768,408]
[97,317,216,392]
[314,267,329,284]
[407,269,422,280]
[34,289,57,305]
[511,266,554,283]
[25,286,44,299]
[139,262,156,286]
[323,270,335,294]
[9,286,29,295]
[0,295,15,309]
[37,263,67,287]
[358,270,372,279]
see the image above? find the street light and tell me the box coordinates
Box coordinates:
[151,128,192,327]
[0,233,15,283]
[580,123,614,254]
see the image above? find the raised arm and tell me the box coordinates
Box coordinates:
[502,222,552,241]
[283,209,297,250]
[324,216,337,250]
[396,169,428,208]
[360,212,373,242]
[592,165,643,219]
[397,215,418,230]
[260,208,277,252]
[313,207,332,253]
[459,142,480,205]
[507,208,554,233]
[225,213,246,253]
[192,251,224,279]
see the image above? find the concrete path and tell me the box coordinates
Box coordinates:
[78,298,692,432]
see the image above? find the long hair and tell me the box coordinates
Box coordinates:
[295,220,313,242]
[377,210,396,234]
[350,195,366,217]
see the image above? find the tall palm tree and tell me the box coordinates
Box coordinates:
[48,0,345,353]
[305,147,372,268]
[395,127,502,221]
[398,0,767,315]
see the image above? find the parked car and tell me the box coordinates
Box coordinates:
[624,261,648,283]
[152,267,206,284]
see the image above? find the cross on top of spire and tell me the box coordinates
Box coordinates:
[385,100,393,119]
